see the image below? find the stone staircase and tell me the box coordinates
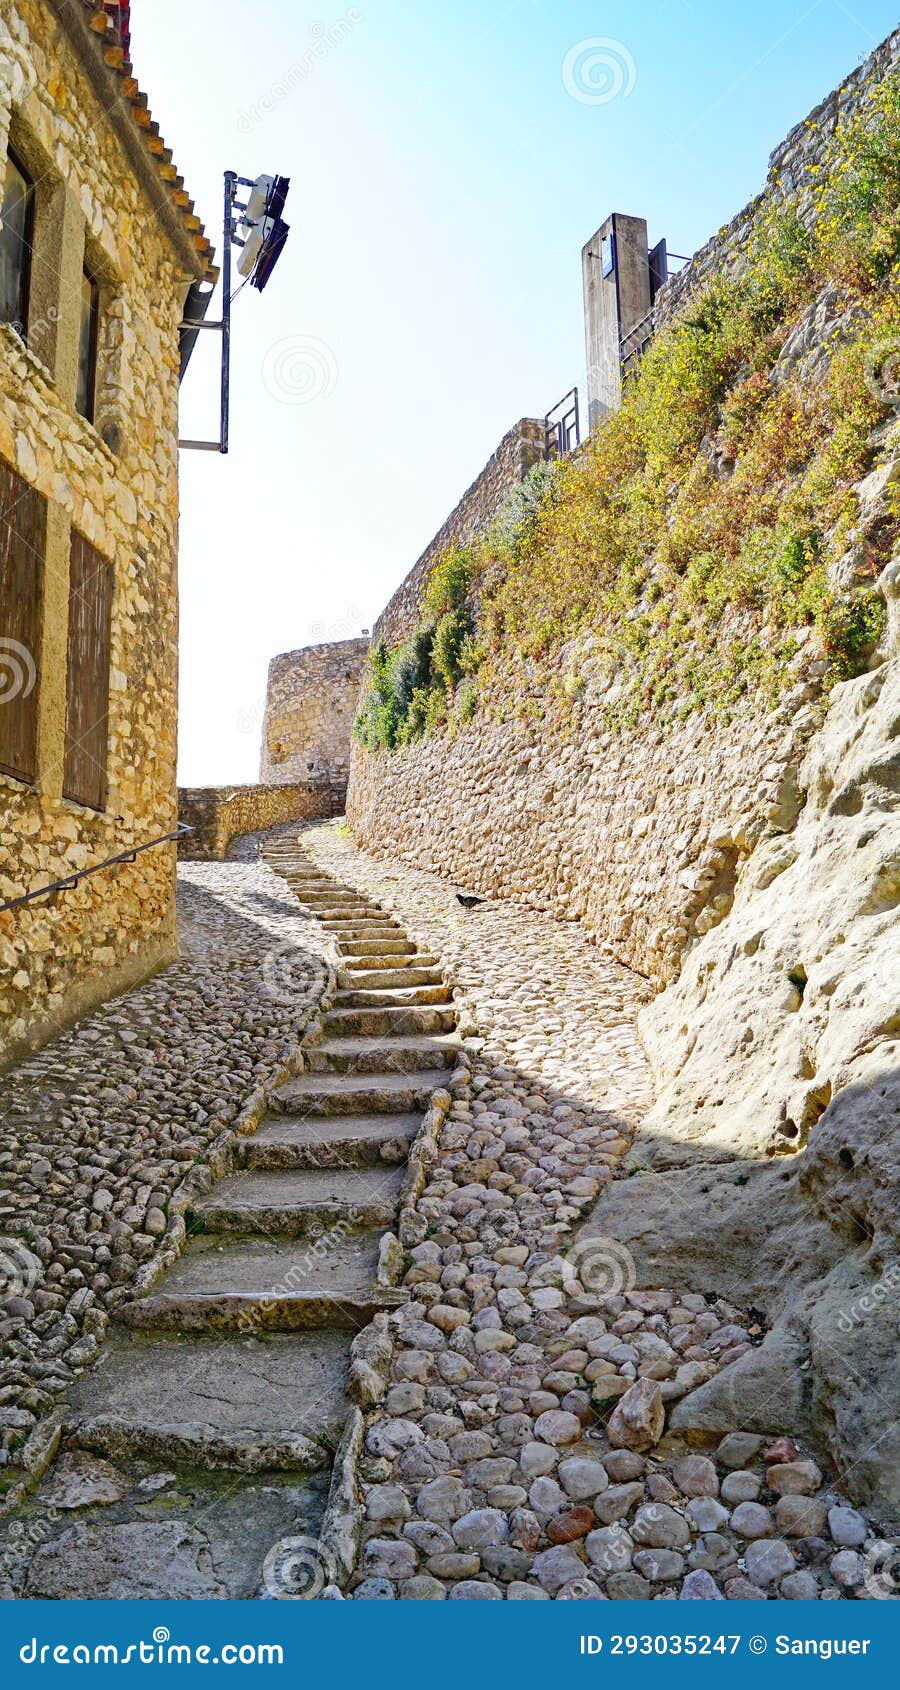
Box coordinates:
[57,836,458,1547]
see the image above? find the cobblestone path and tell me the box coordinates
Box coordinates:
[0,855,329,1436]
[0,823,896,1599]
[0,837,462,1597]
[296,823,898,1603]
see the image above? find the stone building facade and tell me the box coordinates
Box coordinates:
[260,637,369,797]
[0,0,214,1067]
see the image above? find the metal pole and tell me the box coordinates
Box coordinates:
[221,170,236,454]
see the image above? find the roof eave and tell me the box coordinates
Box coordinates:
[46,0,217,284]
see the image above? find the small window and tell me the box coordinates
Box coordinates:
[64,532,113,812]
[0,456,45,785]
[76,269,100,422]
[0,149,35,337]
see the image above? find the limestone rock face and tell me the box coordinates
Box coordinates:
[638,648,900,1173]
[603,574,900,1506]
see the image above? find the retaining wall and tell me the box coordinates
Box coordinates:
[177,783,340,862]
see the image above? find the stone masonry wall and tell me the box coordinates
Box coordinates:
[347,680,815,988]
[346,36,900,985]
[260,637,369,792]
[0,1,210,1070]
[177,783,339,862]
[373,417,547,648]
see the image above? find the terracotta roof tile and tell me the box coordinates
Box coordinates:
[76,2,216,279]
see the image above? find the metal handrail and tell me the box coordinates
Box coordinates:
[0,822,194,915]
[619,306,655,362]
[545,386,581,456]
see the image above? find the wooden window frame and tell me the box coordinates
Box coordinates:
[0,146,36,340]
[63,532,114,813]
[76,267,100,423]
[0,457,44,785]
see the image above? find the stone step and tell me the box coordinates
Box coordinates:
[337,963,445,990]
[335,937,416,957]
[306,1033,459,1074]
[115,1231,403,1332]
[339,953,440,976]
[335,982,452,1008]
[192,1164,406,1232]
[115,1285,404,1336]
[267,869,328,881]
[319,926,400,939]
[309,910,388,926]
[280,878,354,892]
[239,1110,421,1169]
[287,885,363,900]
[295,905,374,919]
[290,888,366,904]
[322,1004,456,1037]
[17,1468,331,1601]
[275,1068,448,1115]
[309,914,386,929]
[65,1330,351,1472]
[317,917,402,932]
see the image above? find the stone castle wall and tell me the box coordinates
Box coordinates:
[260,637,369,794]
[347,29,899,986]
[178,782,340,862]
[0,1,210,1069]
[374,418,548,648]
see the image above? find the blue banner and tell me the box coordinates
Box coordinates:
[2,1601,898,1688]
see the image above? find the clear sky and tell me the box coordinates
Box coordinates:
[129,0,899,785]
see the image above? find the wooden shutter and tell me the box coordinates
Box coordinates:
[0,456,44,783]
[64,533,114,811]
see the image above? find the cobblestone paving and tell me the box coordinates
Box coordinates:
[1,820,895,1600]
[305,822,653,1129]
[302,822,897,1601]
[0,845,328,1458]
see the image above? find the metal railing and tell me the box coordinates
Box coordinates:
[0,822,193,915]
[545,387,581,456]
[619,307,656,383]
[618,247,691,385]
